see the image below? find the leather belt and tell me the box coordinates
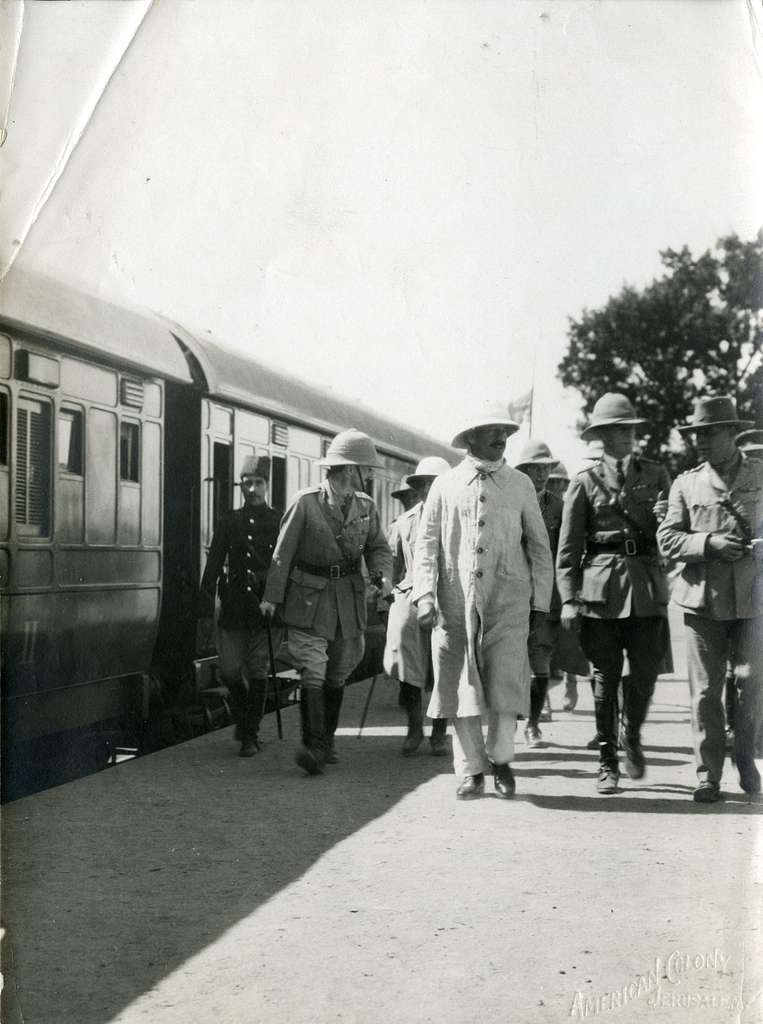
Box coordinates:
[296,560,361,579]
[587,539,657,557]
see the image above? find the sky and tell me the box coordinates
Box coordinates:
[4,0,763,470]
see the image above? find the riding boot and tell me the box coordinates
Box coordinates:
[401,682,424,756]
[594,688,619,773]
[429,716,449,756]
[324,686,344,764]
[620,675,653,777]
[295,685,326,775]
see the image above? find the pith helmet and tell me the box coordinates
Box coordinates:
[548,461,570,481]
[451,400,520,449]
[405,455,452,487]
[580,393,646,440]
[736,428,763,453]
[391,485,416,502]
[320,428,382,467]
[240,454,271,479]
[515,439,557,468]
[677,396,754,434]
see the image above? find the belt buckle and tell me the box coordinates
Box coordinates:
[329,564,341,579]
[624,537,638,556]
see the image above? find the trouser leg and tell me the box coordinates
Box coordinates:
[621,616,663,740]
[685,614,728,786]
[485,712,517,765]
[400,681,424,755]
[581,618,623,772]
[452,717,491,777]
[244,678,268,745]
[731,617,763,793]
[529,676,550,729]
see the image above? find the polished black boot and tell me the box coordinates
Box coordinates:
[620,677,653,780]
[295,686,326,775]
[429,716,449,756]
[324,686,344,765]
[525,675,549,747]
[594,687,620,793]
[400,682,424,756]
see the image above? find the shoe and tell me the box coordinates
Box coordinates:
[456,774,485,800]
[620,732,646,780]
[562,696,578,712]
[737,758,761,795]
[693,781,722,803]
[586,735,600,750]
[540,696,553,723]
[295,745,324,775]
[402,725,424,756]
[324,745,339,765]
[524,725,544,748]
[493,763,516,799]
[596,768,619,794]
[239,739,259,757]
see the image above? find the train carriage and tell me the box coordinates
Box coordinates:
[0,269,455,799]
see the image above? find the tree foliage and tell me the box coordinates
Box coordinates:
[558,230,763,458]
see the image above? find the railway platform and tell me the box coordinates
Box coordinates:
[2,655,761,1024]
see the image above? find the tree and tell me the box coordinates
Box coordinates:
[557,229,763,459]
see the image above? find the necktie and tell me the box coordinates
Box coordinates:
[616,460,625,490]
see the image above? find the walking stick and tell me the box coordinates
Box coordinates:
[357,673,380,737]
[264,614,284,740]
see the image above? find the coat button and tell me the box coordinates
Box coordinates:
[479,495,486,502]
[476,570,483,578]
[478,519,485,527]
[246,586,252,592]
[480,473,487,481]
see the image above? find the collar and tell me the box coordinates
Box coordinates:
[702,451,747,493]
[601,452,632,477]
[459,456,510,489]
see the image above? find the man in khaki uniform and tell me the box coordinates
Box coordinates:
[557,394,671,794]
[261,429,392,776]
[658,397,763,802]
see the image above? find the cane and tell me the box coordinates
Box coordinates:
[264,614,284,740]
[357,673,380,737]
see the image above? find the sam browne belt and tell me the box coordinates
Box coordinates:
[296,560,362,579]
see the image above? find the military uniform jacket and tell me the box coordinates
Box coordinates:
[383,502,430,685]
[657,453,763,620]
[538,489,564,619]
[262,482,392,641]
[199,504,282,630]
[556,456,671,619]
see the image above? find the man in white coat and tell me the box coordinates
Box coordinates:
[412,402,554,799]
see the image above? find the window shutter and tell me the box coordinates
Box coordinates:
[16,398,50,533]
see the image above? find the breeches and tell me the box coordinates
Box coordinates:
[684,614,763,783]
[287,627,365,690]
[580,616,664,700]
[452,714,517,776]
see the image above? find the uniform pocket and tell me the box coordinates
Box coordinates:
[579,556,615,604]
[350,573,368,628]
[283,568,328,629]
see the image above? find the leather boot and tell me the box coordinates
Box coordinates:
[525,675,549,747]
[295,686,326,775]
[324,686,344,764]
[401,682,424,756]
[734,681,762,795]
[594,687,619,775]
[429,717,449,756]
[620,675,654,779]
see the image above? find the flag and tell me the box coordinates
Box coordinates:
[508,388,533,424]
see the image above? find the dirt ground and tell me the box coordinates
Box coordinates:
[2,662,762,1024]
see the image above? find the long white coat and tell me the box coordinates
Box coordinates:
[411,460,553,718]
[383,503,430,687]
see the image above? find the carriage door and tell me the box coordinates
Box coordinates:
[200,400,234,574]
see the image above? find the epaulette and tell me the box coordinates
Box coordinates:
[354,490,375,501]
[677,464,703,478]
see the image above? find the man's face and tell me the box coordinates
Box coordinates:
[546,478,569,498]
[468,425,511,462]
[691,425,738,467]
[412,477,436,502]
[521,463,552,494]
[241,475,268,506]
[597,424,636,460]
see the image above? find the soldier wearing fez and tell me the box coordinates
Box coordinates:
[412,402,553,800]
[658,397,763,802]
[383,456,452,757]
[260,429,392,776]
[198,454,282,756]
[557,394,671,794]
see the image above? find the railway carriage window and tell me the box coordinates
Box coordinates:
[16,396,51,536]
[120,421,140,483]
[58,408,83,475]
[271,455,286,512]
[0,392,8,464]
